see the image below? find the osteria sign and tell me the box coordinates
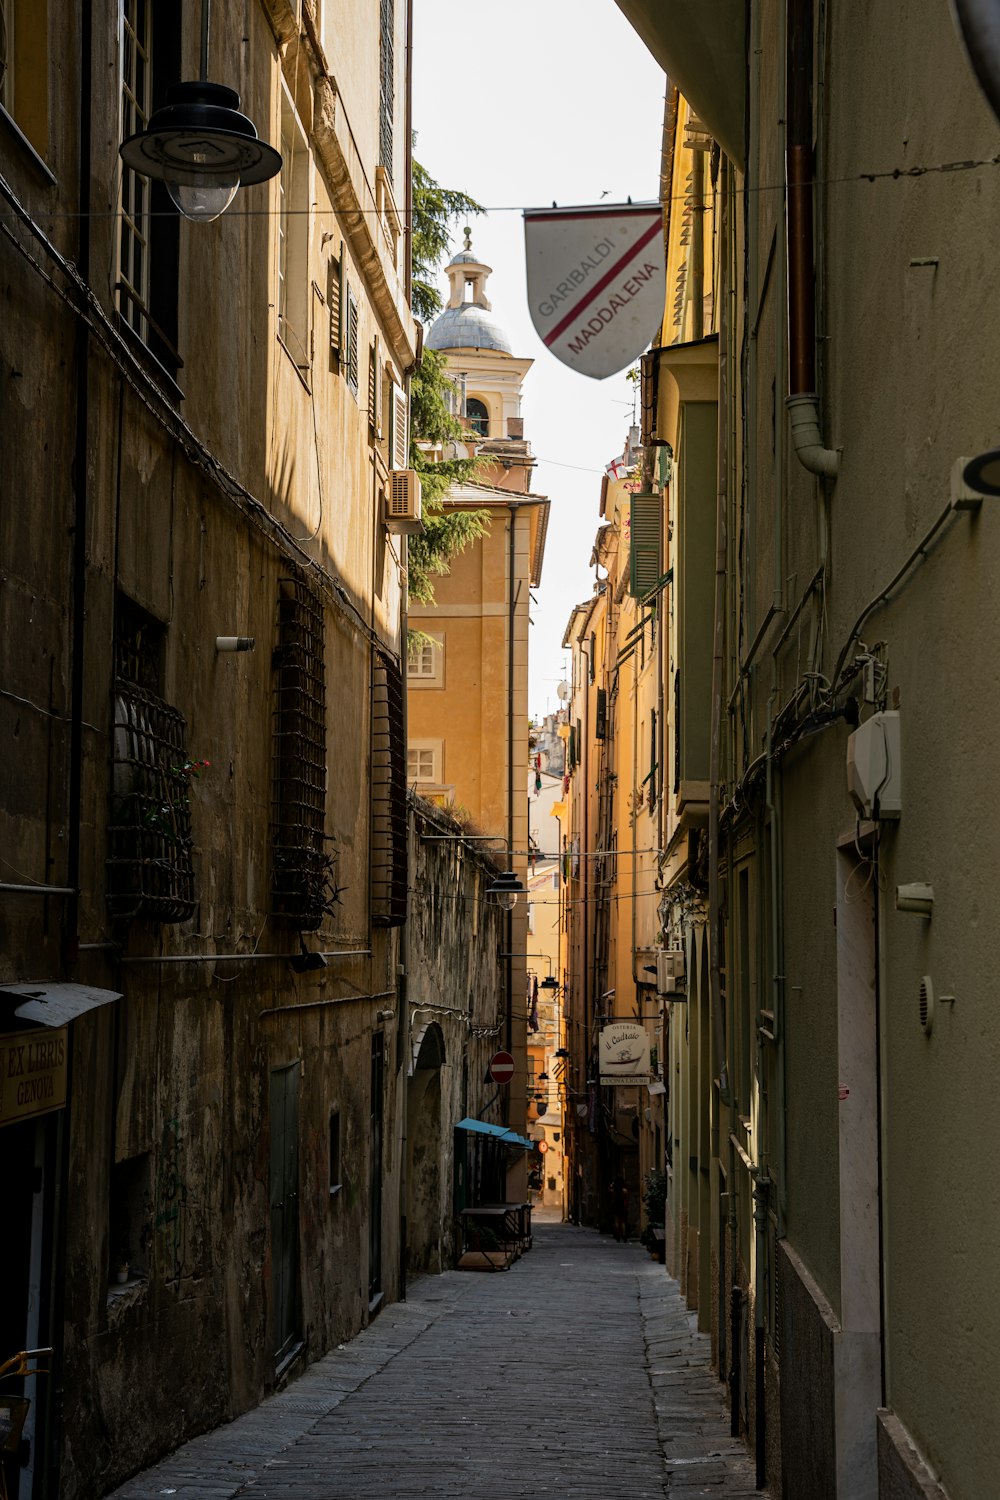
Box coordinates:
[523,203,665,379]
[599,1021,651,1086]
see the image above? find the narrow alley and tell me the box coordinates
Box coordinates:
[106,1216,761,1500]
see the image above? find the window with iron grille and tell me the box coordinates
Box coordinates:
[378,0,394,173]
[272,572,328,929]
[117,0,181,379]
[107,597,196,922]
[371,647,406,927]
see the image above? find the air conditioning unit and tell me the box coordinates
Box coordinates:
[385,468,422,533]
[656,949,686,994]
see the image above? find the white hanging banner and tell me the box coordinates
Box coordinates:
[523,203,664,379]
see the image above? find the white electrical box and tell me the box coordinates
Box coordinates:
[656,950,686,993]
[846,710,901,819]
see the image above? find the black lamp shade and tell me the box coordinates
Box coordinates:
[119,82,282,188]
[487,870,525,911]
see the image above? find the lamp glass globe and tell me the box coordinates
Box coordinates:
[166,175,240,222]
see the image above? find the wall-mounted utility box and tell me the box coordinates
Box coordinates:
[655,950,687,996]
[846,710,901,819]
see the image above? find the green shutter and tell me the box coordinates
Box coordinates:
[629,492,662,599]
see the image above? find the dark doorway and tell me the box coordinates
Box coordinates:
[0,1113,57,1500]
[406,1024,445,1273]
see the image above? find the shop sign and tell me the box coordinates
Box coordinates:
[0,1027,68,1127]
[599,1021,651,1086]
[523,203,665,379]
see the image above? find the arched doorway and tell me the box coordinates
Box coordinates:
[406,1022,446,1273]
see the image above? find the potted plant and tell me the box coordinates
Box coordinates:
[640,1170,668,1262]
[114,1248,131,1285]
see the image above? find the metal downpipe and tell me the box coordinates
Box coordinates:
[709,159,731,1101]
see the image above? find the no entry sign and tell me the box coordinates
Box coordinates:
[489,1051,515,1085]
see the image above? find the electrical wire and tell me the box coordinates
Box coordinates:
[10,148,1000,225]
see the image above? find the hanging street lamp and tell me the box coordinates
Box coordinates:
[486,870,525,912]
[119,1,281,223]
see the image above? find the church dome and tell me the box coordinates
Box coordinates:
[425,303,513,354]
[425,231,513,355]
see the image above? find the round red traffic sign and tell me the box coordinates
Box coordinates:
[489,1050,515,1084]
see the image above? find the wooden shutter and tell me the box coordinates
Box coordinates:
[369,334,383,438]
[346,284,359,394]
[389,381,408,470]
[628,492,662,599]
[328,248,343,368]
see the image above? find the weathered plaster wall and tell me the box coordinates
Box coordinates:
[741,1,1000,1493]
[1,3,413,1497]
[406,797,507,1271]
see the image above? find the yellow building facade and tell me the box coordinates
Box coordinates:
[407,247,549,1160]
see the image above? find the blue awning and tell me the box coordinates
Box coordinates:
[455,1118,534,1150]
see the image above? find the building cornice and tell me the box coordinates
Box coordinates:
[312,79,418,371]
[260,1,418,372]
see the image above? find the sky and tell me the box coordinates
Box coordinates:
[410,0,667,721]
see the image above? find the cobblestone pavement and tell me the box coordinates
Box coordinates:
[108,1216,764,1499]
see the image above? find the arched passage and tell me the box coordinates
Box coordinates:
[406,1021,447,1273]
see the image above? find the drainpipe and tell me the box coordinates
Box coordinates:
[785,0,838,478]
[708,160,731,1102]
[403,0,413,304]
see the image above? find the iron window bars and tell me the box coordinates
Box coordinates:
[272,572,328,928]
[370,646,406,927]
[107,681,197,923]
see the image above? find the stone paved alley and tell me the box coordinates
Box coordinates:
[108,1216,764,1500]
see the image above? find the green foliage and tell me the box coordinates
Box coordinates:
[410,347,463,448]
[407,506,490,605]
[411,157,483,323]
[639,1169,669,1254]
[642,1169,668,1224]
[407,160,490,607]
